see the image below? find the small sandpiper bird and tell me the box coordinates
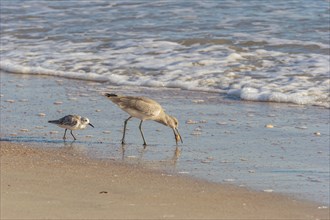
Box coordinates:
[48,115,94,140]
[105,93,182,146]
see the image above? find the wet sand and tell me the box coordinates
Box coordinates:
[1,71,329,219]
[1,71,329,205]
[1,141,328,220]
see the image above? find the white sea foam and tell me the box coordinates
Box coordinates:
[234,87,315,105]
[226,53,245,62]
[0,60,109,82]
[1,39,329,108]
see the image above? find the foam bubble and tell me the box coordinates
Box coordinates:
[226,53,245,62]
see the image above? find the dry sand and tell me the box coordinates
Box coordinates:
[1,142,328,220]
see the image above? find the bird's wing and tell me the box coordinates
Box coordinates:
[117,97,162,117]
[60,115,79,126]
[135,97,162,117]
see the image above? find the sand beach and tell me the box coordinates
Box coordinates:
[1,141,329,219]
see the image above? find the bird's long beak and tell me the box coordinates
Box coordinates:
[89,123,95,128]
[174,128,183,144]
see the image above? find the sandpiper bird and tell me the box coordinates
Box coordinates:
[48,115,94,140]
[105,93,182,146]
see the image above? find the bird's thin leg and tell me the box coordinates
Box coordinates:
[173,129,178,144]
[63,129,67,140]
[139,120,147,146]
[122,116,132,144]
[70,130,77,140]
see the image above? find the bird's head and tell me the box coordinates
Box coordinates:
[167,115,183,144]
[81,117,94,128]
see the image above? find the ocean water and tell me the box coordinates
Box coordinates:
[1,0,329,107]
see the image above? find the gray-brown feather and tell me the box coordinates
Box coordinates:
[109,96,162,118]
[52,115,79,126]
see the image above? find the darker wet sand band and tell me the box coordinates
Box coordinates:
[1,141,328,219]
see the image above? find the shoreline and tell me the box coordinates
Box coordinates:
[1,141,329,219]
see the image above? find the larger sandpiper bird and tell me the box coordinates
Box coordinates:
[48,115,94,140]
[105,93,182,146]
